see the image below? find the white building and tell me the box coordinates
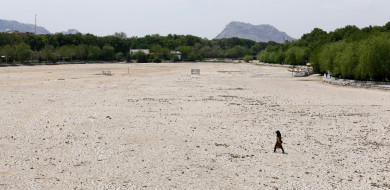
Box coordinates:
[130,49,150,54]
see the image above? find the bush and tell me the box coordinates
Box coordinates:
[172,55,181,62]
[153,58,162,63]
[243,55,253,62]
[188,53,197,61]
[115,52,124,61]
[134,51,147,63]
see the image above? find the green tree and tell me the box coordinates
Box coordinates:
[115,52,124,61]
[25,34,47,51]
[257,45,284,63]
[299,28,328,50]
[177,46,193,60]
[356,35,390,81]
[150,44,170,60]
[275,50,286,64]
[285,49,296,65]
[15,43,32,62]
[329,25,360,42]
[309,46,324,73]
[102,45,115,61]
[75,44,88,60]
[249,42,267,55]
[57,45,76,61]
[87,46,101,60]
[134,51,147,63]
[285,46,309,65]
[384,21,390,32]
[0,45,14,63]
[225,45,247,58]
[41,45,57,62]
[338,43,359,78]
[318,42,346,73]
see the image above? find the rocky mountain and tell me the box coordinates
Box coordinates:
[215,21,296,43]
[0,19,51,34]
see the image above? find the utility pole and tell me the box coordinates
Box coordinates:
[35,14,37,35]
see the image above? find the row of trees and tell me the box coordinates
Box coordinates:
[257,21,390,81]
[0,32,279,63]
[310,34,390,81]
[0,43,121,63]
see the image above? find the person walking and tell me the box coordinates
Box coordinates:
[274,130,285,154]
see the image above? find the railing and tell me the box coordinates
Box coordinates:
[323,75,390,89]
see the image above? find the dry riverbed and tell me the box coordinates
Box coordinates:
[0,63,389,189]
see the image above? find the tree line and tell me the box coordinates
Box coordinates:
[257,21,390,81]
[0,32,278,63]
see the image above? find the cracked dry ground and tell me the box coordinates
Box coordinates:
[0,63,389,189]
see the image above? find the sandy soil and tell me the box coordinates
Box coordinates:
[0,63,389,189]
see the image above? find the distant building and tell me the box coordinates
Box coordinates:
[4,29,33,35]
[5,29,19,34]
[130,49,150,54]
[171,50,182,60]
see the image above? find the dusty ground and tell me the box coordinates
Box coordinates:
[0,63,389,189]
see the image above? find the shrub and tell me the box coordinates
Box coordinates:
[243,55,253,62]
[134,51,147,63]
[153,58,162,63]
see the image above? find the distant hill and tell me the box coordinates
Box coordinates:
[0,19,51,34]
[215,21,296,43]
[61,29,80,35]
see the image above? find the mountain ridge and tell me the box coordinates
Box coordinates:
[215,21,296,43]
[0,19,51,34]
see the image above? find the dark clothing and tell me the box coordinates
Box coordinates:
[274,136,284,153]
[275,136,282,148]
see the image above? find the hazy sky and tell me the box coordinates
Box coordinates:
[1,0,390,39]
